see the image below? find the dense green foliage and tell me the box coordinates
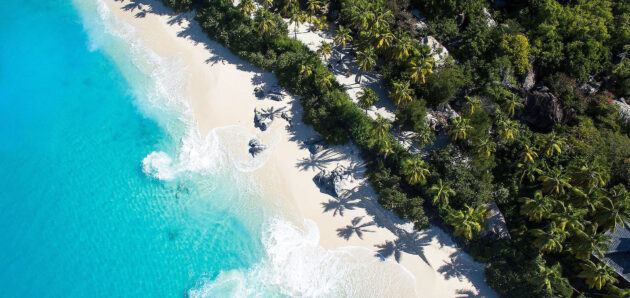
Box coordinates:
[160,0,630,296]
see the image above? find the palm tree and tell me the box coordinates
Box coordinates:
[550,202,587,232]
[256,10,277,35]
[595,188,630,232]
[465,96,482,115]
[390,80,414,106]
[445,205,488,240]
[568,163,607,191]
[333,25,352,49]
[402,157,430,185]
[379,138,394,159]
[356,46,377,73]
[282,0,299,14]
[317,41,333,61]
[261,0,274,9]
[370,115,391,141]
[306,0,322,17]
[372,27,394,50]
[538,168,572,195]
[315,72,333,89]
[299,64,313,78]
[238,0,256,17]
[519,145,538,163]
[519,191,553,222]
[448,117,472,141]
[391,33,414,60]
[429,179,455,206]
[569,225,611,260]
[414,125,435,148]
[289,9,307,38]
[516,162,541,184]
[349,6,373,30]
[533,260,564,295]
[530,222,568,253]
[498,119,519,141]
[310,16,329,32]
[474,137,496,158]
[538,132,565,157]
[504,93,524,117]
[357,88,378,114]
[406,56,434,85]
[578,260,618,290]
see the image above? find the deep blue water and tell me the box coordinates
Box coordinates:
[0,1,263,296]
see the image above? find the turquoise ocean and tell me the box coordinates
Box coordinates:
[0,0,416,297]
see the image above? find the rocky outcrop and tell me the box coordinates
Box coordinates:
[420,36,449,66]
[482,8,496,28]
[426,104,459,132]
[254,86,265,98]
[314,165,352,197]
[613,99,630,123]
[522,66,535,91]
[248,138,267,156]
[254,107,273,131]
[521,91,568,130]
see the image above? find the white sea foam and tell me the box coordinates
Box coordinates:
[189,218,418,297]
[74,1,419,297]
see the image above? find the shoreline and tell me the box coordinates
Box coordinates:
[100,0,495,296]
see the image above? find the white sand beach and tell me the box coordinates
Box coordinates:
[102,0,497,296]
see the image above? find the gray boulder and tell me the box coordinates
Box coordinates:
[248,138,267,156]
[314,165,352,197]
[254,108,273,131]
[254,87,265,98]
[521,91,569,130]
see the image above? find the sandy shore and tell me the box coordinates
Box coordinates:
[101,0,496,296]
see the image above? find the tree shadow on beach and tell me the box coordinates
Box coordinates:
[296,148,344,172]
[438,251,485,281]
[336,216,375,240]
[374,230,435,264]
[321,196,360,217]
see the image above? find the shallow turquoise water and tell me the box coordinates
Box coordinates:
[0,1,265,296]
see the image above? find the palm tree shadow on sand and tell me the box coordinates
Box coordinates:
[321,196,360,217]
[336,216,375,240]
[296,148,344,172]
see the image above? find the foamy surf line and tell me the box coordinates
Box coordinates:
[73,0,422,296]
[189,218,418,297]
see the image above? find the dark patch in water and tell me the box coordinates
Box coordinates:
[168,230,179,241]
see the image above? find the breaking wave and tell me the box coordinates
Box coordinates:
[189,218,418,297]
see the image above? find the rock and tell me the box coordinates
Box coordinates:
[254,108,273,131]
[482,8,497,28]
[248,138,267,156]
[420,36,449,66]
[613,100,630,123]
[581,77,601,95]
[521,91,568,130]
[313,165,351,197]
[522,66,535,91]
[254,87,265,98]
[425,113,439,131]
